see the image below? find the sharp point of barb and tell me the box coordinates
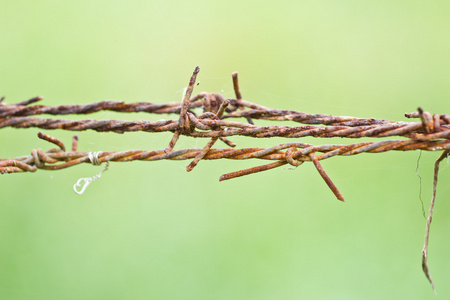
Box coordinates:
[190,66,200,84]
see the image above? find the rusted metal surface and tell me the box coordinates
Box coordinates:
[1,67,449,200]
[1,134,448,193]
[309,152,344,201]
[2,113,449,139]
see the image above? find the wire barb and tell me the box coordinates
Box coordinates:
[165,66,200,154]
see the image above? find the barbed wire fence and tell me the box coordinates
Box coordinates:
[1,67,448,292]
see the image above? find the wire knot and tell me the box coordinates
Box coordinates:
[31,149,45,168]
[88,151,102,165]
[30,148,60,168]
[285,147,304,167]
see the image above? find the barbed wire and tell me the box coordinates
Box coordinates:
[1,67,449,199]
[1,67,449,291]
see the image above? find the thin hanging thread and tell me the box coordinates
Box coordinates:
[415,150,426,219]
[73,151,109,195]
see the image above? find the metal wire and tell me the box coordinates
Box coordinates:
[1,68,449,202]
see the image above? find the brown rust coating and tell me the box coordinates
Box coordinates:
[219,161,287,181]
[14,96,44,106]
[232,72,242,100]
[165,67,200,154]
[0,99,202,117]
[186,100,230,172]
[2,69,447,135]
[2,137,449,176]
[309,153,344,202]
[71,135,79,152]
[0,160,37,173]
[0,99,395,127]
[231,72,253,125]
[0,96,413,129]
[406,111,450,124]
[179,66,200,133]
[165,131,180,154]
[2,115,449,140]
[37,132,65,151]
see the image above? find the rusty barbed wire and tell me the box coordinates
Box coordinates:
[1,114,449,139]
[1,67,449,197]
[1,67,449,291]
[1,132,448,202]
[2,85,449,128]
[1,134,448,173]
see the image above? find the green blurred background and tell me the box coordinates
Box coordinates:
[1,1,449,299]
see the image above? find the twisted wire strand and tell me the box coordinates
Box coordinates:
[1,138,449,174]
[1,115,449,140]
[1,68,448,192]
[2,96,449,127]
